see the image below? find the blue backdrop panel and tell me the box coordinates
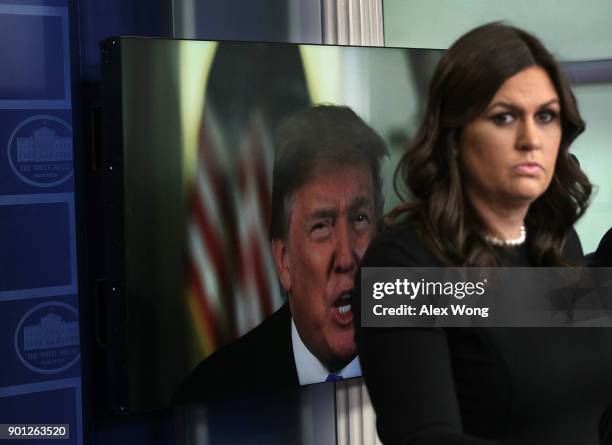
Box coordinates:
[0,13,65,100]
[0,1,82,444]
[0,194,76,297]
[0,0,67,7]
[0,110,74,195]
[0,3,70,109]
[0,378,81,445]
[0,295,80,387]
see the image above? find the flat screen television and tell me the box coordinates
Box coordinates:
[93,37,611,413]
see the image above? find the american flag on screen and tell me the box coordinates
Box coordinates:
[186,104,283,355]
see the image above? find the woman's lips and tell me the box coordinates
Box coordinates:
[514,162,542,175]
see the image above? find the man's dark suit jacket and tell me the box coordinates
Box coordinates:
[174,303,299,404]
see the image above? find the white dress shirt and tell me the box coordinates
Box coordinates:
[291,317,362,385]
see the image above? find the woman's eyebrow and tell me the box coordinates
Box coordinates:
[486,98,560,113]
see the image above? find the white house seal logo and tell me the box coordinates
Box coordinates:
[14,302,80,374]
[7,115,73,187]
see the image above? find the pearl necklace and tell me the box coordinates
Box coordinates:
[484,224,526,247]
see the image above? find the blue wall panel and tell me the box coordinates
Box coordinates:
[0,1,82,444]
[0,199,73,292]
[0,296,80,386]
[0,112,74,192]
[0,378,82,444]
[0,4,71,110]
[0,13,65,100]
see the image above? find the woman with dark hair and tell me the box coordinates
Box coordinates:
[356,23,612,444]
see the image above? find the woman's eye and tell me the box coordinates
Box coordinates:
[492,113,514,125]
[536,110,557,124]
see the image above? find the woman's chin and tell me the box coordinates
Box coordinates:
[504,183,549,204]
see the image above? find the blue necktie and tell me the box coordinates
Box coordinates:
[326,373,344,382]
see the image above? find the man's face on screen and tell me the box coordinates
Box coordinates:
[272,163,375,371]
